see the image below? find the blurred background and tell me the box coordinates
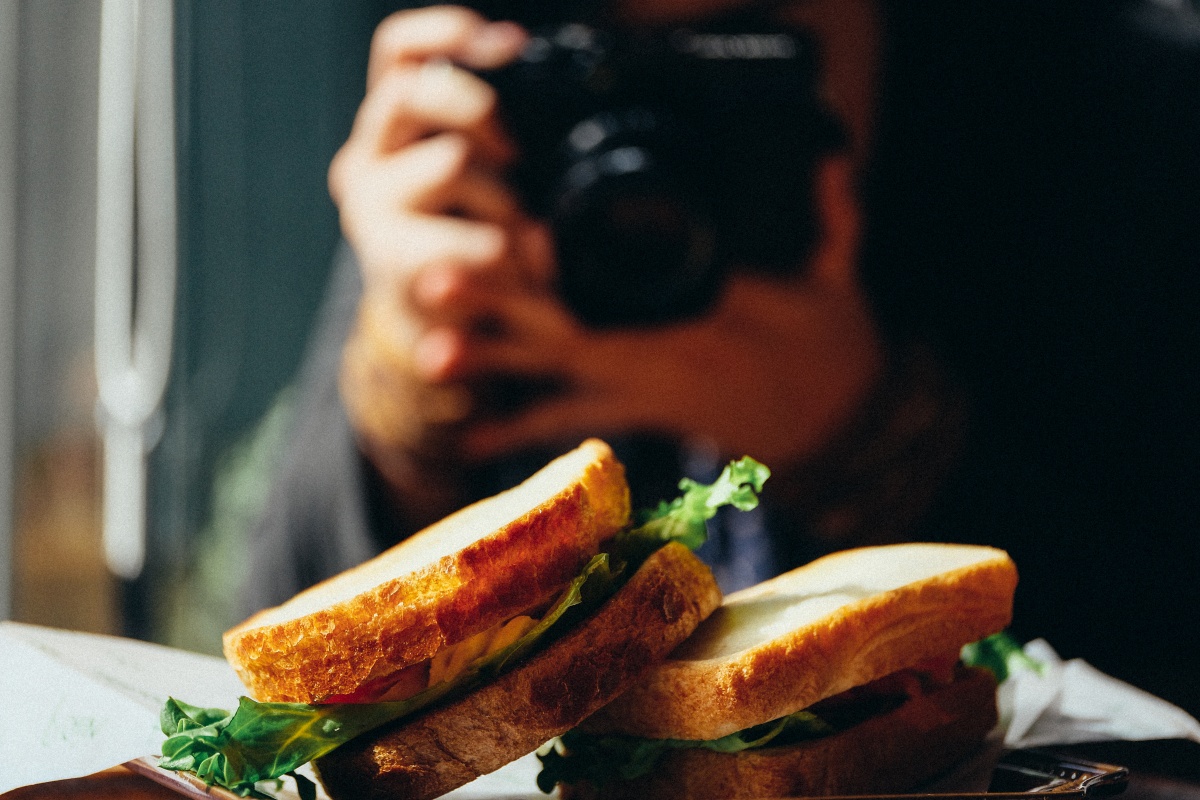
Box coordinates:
[1,0,397,653]
[4,0,1199,666]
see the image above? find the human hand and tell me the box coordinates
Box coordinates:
[335,6,884,501]
[410,158,885,469]
[330,7,554,462]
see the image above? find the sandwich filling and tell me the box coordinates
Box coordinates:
[322,614,541,704]
[537,633,1029,792]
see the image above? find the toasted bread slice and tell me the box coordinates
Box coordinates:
[564,667,999,800]
[313,541,723,800]
[224,438,630,703]
[583,543,1017,740]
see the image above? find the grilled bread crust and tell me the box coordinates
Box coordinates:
[563,666,999,800]
[313,542,722,800]
[584,543,1017,740]
[223,439,630,703]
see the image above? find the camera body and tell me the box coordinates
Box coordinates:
[478,17,845,326]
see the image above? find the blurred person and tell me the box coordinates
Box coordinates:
[243,0,1200,717]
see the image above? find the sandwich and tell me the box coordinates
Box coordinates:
[158,438,769,799]
[540,542,1019,799]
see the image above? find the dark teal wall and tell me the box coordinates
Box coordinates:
[138,1,394,638]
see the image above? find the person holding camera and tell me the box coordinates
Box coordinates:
[245,0,1200,718]
[329,2,898,546]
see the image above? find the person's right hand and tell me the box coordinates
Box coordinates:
[329,6,542,306]
[329,6,550,521]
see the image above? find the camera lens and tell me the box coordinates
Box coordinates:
[551,112,720,327]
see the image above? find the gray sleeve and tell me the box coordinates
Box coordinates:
[237,242,383,617]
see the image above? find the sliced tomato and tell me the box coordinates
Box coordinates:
[320,660,431,705]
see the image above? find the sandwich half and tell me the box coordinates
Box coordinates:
[223,438,632,705]
[542,542,1019,799]
[160,439,768,799]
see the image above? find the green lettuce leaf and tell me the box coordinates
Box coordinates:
[537,709,831,792]
[615,456,770,561]
[961,631,1044,682]
[160,553,617,796]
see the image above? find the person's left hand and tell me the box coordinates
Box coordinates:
[409,157,885,468]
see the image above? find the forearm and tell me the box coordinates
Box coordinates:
[762,342,968,563]
[338,291,484,533]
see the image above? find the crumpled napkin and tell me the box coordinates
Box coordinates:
[999,638,1200,749]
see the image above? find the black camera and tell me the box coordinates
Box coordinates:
[478,17,846,327]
